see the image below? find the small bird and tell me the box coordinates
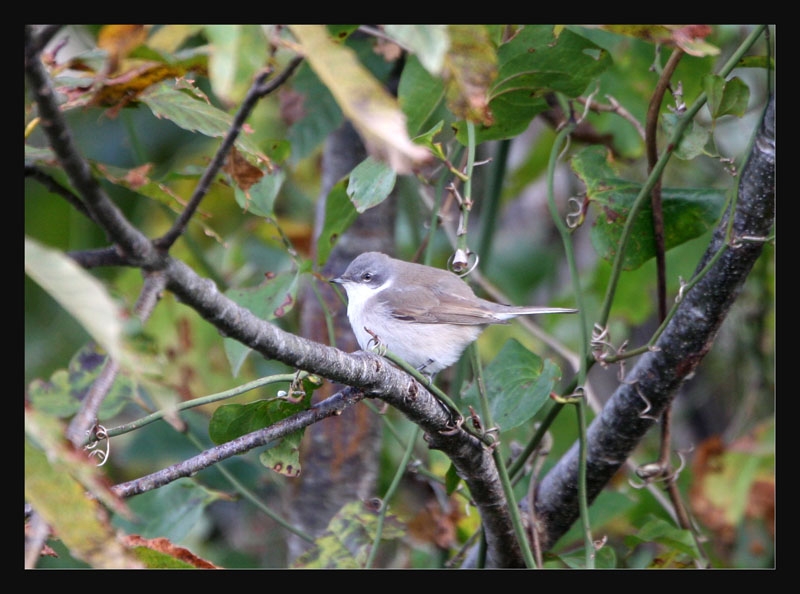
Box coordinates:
[331,252,577,375]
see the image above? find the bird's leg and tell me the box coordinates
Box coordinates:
[415,359,437,376]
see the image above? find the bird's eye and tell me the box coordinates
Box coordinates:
[361,272,372,282]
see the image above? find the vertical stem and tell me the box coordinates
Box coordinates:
[468,346,537,568]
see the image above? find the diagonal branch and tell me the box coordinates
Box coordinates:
[534,95,775,551]
[155,56,304,251]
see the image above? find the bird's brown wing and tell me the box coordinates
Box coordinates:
[379,285,502,325]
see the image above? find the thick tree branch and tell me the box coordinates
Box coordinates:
[534,95,775,550]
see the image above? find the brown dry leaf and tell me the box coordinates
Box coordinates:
[689,429,775,546]
[122,163,153,189]
[90,63,185,114]
[223,146,264,192]
[406,498,462,549]
[123,535,220,568]
[598,25,718,57]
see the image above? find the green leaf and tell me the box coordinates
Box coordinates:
[662,113,710,160]
[398,55,449,136]
[25,437,138,568]
[445,462,462,495]
[384,25,450,75]
[28,344,136,419]
[223,268,303,376]
[293,501,406,568]
[209,399,307,477]
[204,25,268,105]
[25,237,123,362]
[317,179,359,267]
[325,25,360,41]
[129,546,196,569]
[140,81,266,163]
[286,64,344,164]
[412,121,450,162]
[462,339,561,431]
[442,25,497,125]
[572,146,726,270]
[233,169,286,218]
[347,156,396,213]
[556,543,618,568]
[704,74,750,119]
[113,479,224,542]
[456,26,611,143]
[258,431,303,477]
[624,515,703,560]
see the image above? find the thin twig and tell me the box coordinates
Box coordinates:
[645,47,684,322]
[155,56,303,251]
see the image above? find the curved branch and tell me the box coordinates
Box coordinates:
[534,95,775,550]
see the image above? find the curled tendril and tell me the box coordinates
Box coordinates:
[281,371,308,403]
[438,414,464,435]
[448,250,479,277]
[551,386,584,404]
[591,324,611,357]
[667,81,686,114]
[628,449,689,489]
[577,83,601,125]
[468,405,483,432]
[84,425,110,467]
[630,382,660,421]
[591,324,616,363]
[591,324,629,380]
[566,196,585,229]
[719,156,737,177]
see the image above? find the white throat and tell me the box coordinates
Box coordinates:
[345,276,392,313]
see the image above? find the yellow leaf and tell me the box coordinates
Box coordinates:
[25,409,140,568]
[97,25,150,74]
[289,25,431,175]
[443,25,497,125]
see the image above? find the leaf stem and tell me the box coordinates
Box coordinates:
[545,110,594,567]
[468,345,537,568]
[105,373,308,439]
[366,425,420,568]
